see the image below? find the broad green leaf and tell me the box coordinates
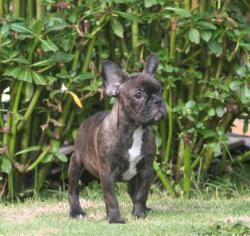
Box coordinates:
[41,154,54,163]
[1,158,12,174]
[208,108,216,117]
[208,41,223,57]
[11,56,30,64]
[114,11,142,22]
[196,21,217,30]
[3,67,22,78]
[10,23,34,35]
[32,71,46,85]
[40,38,59,52]
[1,24,10,37]
[15,146,41,156]
[229,80,243,91]
[145,0,157,8]
[188,28,200,44]
[165,7,191,18]
[111,18,124,38]
[240,83,250,104]
[24,83,34,102]
[201,31,212,42]
[31,20,44,35]
[67,91,83,109]
[31,59,54,67]
[50,52,74,63]
[56,153,68,162]
[216,107,224,117]
[236,66,247,77]
[18,67,33,82]
[51,140,60,153]
[73,73,93,82]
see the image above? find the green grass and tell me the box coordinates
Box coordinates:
[1,189,250,236]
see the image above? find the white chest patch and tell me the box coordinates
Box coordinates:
[122,127,144,181]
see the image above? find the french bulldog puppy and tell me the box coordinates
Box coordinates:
[68,53,166,223]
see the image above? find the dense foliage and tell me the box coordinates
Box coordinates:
[0,0,249,200]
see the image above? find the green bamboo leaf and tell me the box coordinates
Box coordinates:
[229,80,243,91]
[243,119,249,134]
[56,153,68,162]
[236,66,247,77]
[111,18,124,38]
[201,31,212,42]
[114,11,142,22]
[188,28,200,44]
[196,21,217,30]
[31,59,54,67]
[32,71,46,85]
[145,0,157,8]
[31,20,44,35]
[3,67,22,78]
[10,23,34,35]
[208,41,223,57]
[18,67,33,82]
[50,52,74,63]
[15,146,41,156]
[73,72,93,82]
[165,7,191,18]
[216,107,224,118]
[40,38,59,52]
[1,158,12,174]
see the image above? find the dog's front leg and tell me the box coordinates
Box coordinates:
[100,170,125,224]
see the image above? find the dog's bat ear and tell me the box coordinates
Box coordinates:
[102,61,128,96]
[143,53,159,76]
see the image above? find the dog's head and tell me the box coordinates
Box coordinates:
[102,54,167,125]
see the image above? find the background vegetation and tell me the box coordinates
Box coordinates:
[0,0,249,201]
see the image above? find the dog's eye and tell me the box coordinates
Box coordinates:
[135,91,143,99]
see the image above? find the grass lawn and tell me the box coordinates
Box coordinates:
[1,190,250,236]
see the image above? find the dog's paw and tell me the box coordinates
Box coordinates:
[69,210,87,219]
[132,210,147,219]
[108,217,125,224]
[145,206,152,212]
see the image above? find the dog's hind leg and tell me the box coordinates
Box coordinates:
[68,153,86,218]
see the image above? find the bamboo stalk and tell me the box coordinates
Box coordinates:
[163,89,173,165]
[7,81,23,200]
[13,0,20,17]
[27,0,34,20]
[36,0,43,19]
[170,18,177,60]
[131,10,139,62]
[0,0,3,16]
[153,161,174,195]
[183,134,191,199]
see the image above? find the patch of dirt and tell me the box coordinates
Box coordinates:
[225,216,250,227]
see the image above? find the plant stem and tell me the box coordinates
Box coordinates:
[26,145,50,172]
[183,134,191,199]
[163,89,173,165]
[153,161,174,195]
[131,10,139,62]
[13,0,20,17]
[170,18,177,60]
[184,0,190,10]
[7,81,23,200]
[36,0,43,19]
[17,86,42,131]
[0,0,3,16]
[27,0,34,20]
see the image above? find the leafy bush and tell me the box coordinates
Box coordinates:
[0,0,249,200]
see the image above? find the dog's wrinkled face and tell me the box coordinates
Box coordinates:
[120,74,166,125]
[102,53,167,125]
